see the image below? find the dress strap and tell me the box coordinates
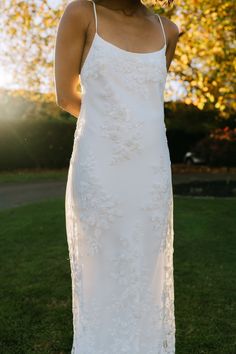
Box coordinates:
[90,0,98,33]
[156,14,167,48]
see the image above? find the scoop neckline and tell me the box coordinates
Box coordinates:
[95,32,166,56]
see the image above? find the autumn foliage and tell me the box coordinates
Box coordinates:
[0,0,235,117]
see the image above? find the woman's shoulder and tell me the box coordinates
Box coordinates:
[159,14,180,38]
[61,0,94,26]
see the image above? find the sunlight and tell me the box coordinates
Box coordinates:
[0,65,13,89]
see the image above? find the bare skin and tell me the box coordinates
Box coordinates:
[54,0,179,118]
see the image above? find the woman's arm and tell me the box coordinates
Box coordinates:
[54,1,89,118]
[162,16,179,72]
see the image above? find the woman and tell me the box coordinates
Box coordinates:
[54,0,179,352]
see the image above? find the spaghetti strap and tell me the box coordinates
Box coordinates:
[90,0,98,33]
[156,14,166,47]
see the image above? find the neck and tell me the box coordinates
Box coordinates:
[95,0,143,12]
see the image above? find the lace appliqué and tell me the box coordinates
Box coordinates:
[80,39,167,166]
[81,43,106,81]
[106,220,154,353]
[139,156,175,352]
[77,149,123,256]
[66,29,175,353]
[115,56,167,99]
[141,155,172,241]
[99,80,145,165]
[161,194,176,353]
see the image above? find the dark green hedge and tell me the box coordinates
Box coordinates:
[0,119,76,170]
[0,102,235,170]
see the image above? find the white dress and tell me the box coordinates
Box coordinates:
[65,1,175,353]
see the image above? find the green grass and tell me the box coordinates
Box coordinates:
[174,196,236,354]
[0,199,71,354]
[0,169,67,183]
[0,196,235,353]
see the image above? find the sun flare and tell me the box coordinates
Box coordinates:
[0,65,13,89]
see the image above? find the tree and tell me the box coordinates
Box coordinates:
[0,0,235,117]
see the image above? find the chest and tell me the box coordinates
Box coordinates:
[80,34,167,86]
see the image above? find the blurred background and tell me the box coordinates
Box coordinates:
[0,0,236,198]
[0,1,235,353]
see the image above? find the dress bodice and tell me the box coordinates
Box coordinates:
[74,0,169,166]
[79,1,168,101]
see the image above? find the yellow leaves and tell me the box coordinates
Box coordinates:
[184,95,207,110]
[184,97,192,104]
[173,0,235,116]
[233,58,236,71]
[197,80,204,90]
[205,92,215,102]
[213,46,223,55]
[43,16,52,27]
[196,100,205,110]
[215,101,226,111]
[197,50,206,58]
[219,104,226,111]
[0,0,235,117]
[211,12,218,20]
[24,16,31,30]
[219,87,229,93]
[9,28,17,36]
[180,54,188,65]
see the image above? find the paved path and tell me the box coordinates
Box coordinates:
[173,172,236,184]
[1,171,236,210]
[0,180,66,210]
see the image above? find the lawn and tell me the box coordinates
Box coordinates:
[0,169,67,184]
[0,197,235,354]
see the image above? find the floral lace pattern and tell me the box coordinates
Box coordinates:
[70,148,124,257]
[99,80,145,165]
[115,55,167,99]
[66,209,175,353]
[81,36,167,100]
[141,156,172,249]
[81,41,106,81]
[139,156,175,352]
[65,13,175,353]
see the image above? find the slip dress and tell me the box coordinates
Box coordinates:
[65,1,176,353]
